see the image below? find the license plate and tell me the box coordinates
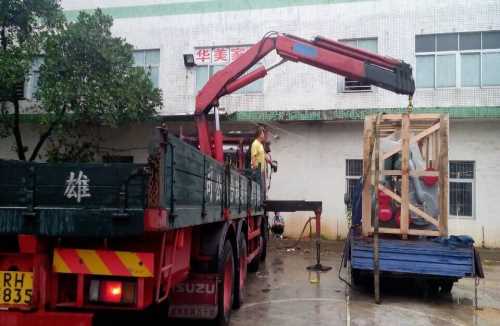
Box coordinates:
[0,271,33,305]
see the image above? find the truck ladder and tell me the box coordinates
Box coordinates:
[155,230,180,303]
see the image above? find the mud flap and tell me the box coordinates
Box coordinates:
[169,273,218,319]
[0,311,93,326]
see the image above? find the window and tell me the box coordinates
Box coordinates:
[24,57,43,100]
[449,161,475,218]
[194,46,263,94]
[338,38,378,92]
[415,31,500,88]
[133,49,160,88]
[345,159,363,208]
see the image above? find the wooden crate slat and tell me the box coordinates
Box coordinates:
[382,122,441,160]
[362,113,449,239]
[378,185,440,228]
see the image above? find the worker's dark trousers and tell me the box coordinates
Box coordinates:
[261,172,267,200]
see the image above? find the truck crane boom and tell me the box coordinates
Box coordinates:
[194,32,415,162]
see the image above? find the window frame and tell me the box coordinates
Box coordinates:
[133,49,160,88]
[448,160,476,219]
[415,31,500,89]
[338,38,378,93]
[24,57,43,100]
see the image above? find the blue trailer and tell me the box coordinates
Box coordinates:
[348,230,483,294]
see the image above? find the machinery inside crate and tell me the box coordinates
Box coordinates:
[362,113,449,238]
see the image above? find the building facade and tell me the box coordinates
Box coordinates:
[2,0,500,246]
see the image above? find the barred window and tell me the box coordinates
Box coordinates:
[449,161,475,218]
[338,38,378,92]
[345,159,363,208]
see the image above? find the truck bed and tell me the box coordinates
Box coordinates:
[350,233,477,278]
[0,134,263,238]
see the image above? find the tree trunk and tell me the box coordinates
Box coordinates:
[29,106,68,162]
[12,98,26,161]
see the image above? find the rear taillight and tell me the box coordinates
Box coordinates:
[88,279,136,304]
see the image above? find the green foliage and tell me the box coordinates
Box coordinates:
[1,4,162,162]
[0,0,63,98]
[37,9,162,161]
[0,0,64,160]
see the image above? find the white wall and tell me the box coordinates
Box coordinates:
[448,120,500,248]
[61,0,500,115]
[3,0,500,246]
[2,119,500,247]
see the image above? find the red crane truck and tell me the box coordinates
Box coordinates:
[0,32,415,326]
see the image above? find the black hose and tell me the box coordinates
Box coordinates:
[276,216,314,250]
[338,227,353,288]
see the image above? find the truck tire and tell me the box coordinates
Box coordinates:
[233,235,247,309]
[216,240,235,326]
[440,280,454,294]
[351,268,361,287]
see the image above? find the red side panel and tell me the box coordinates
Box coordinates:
[0,311,93,326]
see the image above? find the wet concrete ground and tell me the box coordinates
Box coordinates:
[230,238,500,326]
[97,238,500,325]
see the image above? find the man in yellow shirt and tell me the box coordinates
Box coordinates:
[251,127,268,199]
[251,127,266,172]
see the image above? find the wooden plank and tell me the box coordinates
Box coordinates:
[375,227,401,235]
[378,185,439,228]
[439,114,449,237]
[381,170,439,177]
[369,227,440,237]
[424,137,430,168]
[432,132,439,169]
[362,116,374,236]
[408,229,441,237]
[382,122,441,160]
[400,114,410,239]
[373,114,381,304]
[380,114,441,121]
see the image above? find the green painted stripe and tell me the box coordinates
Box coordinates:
[226,107,500,122]
[64,0,370,20]
[17,107,500,124]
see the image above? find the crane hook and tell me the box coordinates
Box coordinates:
[407,95,414,114]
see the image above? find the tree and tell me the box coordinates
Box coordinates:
[0,0,64,160]
[37,9,162,162]
[1,6,163,162]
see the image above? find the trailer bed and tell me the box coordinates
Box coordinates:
[350,234,477,278]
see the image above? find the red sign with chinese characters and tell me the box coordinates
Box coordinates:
[194,48,212,64]
[194,46,250,65]
[229,47,249,63]
[212,47,229,64]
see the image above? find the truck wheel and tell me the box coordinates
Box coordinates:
[216,241,234,326]
[233,235,247,309]
[351,268,361,287]
[438,280,454,294]
[260,217,268,262]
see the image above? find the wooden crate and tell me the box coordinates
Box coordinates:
[361,113,449,238]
